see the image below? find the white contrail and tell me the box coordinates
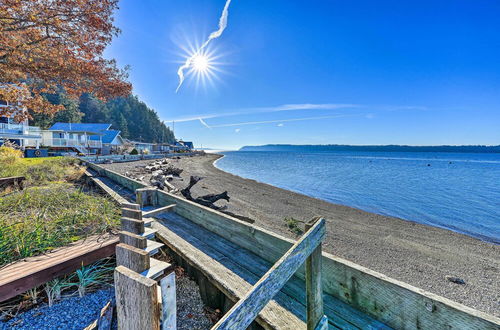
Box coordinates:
[199,118,212,129]
[209,114,359,128]
[176,0,233,92]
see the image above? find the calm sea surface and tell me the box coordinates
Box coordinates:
[214,151,500,243]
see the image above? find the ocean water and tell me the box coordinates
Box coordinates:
[214,151,500,244]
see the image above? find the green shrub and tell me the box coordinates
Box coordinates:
[284,217,304,235]
[130,148,139,155]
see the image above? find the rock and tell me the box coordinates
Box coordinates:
[446,276,466,285]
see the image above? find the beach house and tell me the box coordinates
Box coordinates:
[0,88,42,148]
[46,123,124,155]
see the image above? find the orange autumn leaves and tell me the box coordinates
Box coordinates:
[0,0,131,121]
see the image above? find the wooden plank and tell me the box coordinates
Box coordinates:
[122,202,141,210]
[122,208,142,220]
[114,266,160,330]
[94,164,500,329]
[0,235,118,302]
[116,243,150,273]
[119,231,147,249]
[145,240,164,256]
[156,212,379,330]
[88,176,128,204]
[136,187,157,207]
[153,220,306,329]
[140,258,173,280]
[120,217,145,235]
[142,204,176,218]
[160,271,176,330]
[305,218,326,330]
[212,219,325,329]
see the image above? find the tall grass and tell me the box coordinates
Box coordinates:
[0,157,84,186]
[0,184,120,266]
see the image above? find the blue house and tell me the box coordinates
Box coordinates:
[47,123,124,155]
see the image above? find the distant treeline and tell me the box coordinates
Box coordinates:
[30,92,175,144]
[240,144,500,153]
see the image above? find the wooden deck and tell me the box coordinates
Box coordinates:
[0,234,118,302]
[154,212,389,329]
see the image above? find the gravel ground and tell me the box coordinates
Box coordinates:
[1,289,114,330]
[176,274,212,329]
[101,154,500,317]
[2,274,211,330]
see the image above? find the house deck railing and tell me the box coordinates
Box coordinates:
[0,123,41,134]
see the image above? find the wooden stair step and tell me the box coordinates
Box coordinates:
[140,258,173,280]
[143,217,155,228]
[145,240,164,256]
[140,227,158,240]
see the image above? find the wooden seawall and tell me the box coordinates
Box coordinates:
[86,162,500,329]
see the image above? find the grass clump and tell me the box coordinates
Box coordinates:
[284,217,304,235]
[0,184,120,266]
[0,156,83,187]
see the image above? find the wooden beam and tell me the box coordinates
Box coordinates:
[305,217,326,330]
[114,266,160,330]
[142,204,176,218]
[120,217,145,235]
[122,208,142,220]
[122,202,141,210]
[212,219,325,329]
[116,243,150,273]
[119,231,147,249]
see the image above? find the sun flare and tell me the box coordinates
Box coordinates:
[192,54,210,73]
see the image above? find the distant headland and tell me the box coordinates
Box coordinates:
[239,144,500,153]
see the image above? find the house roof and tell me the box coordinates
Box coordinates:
[101,130,121,144]
[50,123,112,133]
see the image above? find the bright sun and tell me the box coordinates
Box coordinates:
[192,54,210,73]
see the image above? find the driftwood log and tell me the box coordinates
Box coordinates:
[181,176,230,210]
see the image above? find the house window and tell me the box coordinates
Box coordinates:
[52,132,64,139]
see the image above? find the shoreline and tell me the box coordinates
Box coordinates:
[212,152,499,244]
[101,154,500,317]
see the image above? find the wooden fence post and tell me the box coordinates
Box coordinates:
[160,271,176,330]
[115,266,160,330]
[305,217,327,330]
[136,188,157,207]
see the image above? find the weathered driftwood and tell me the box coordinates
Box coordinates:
[181,176,230,210]
[212,218,326,329]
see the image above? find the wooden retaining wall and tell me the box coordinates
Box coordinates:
[88,163,500,329]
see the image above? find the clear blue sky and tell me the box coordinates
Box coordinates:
[105,0,500,149]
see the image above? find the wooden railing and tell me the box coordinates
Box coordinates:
[212,217,328,330]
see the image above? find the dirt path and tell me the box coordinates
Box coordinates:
[101,154,500,317]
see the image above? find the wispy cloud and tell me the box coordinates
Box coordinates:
[234,128,240,133]
[210,114,358,128]
[165,103,359,122]
[277,123,284,127]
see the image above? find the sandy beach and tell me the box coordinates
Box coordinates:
[102,153,500,317]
